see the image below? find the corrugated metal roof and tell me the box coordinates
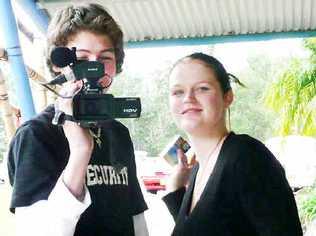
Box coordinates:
[37,0,316,43]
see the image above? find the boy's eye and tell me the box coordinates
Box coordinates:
[75,53,115,62]
[98,56,114,62]
[76,56,88,61]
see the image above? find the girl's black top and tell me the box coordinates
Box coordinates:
[163,132,302,236]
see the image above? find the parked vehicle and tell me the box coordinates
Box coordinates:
[141,171,169,194]
[135,151,171,194]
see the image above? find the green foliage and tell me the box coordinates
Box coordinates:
[110,61,180,155]
[304,38,316,64]
[297,187,316,231]
[264,39,316,231]
[264,39,316,136]
[230,53,288,140]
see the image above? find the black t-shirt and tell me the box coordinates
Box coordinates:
[8,105,148,236]
[163,132,303,236]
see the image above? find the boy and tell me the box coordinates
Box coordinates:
[8,3,148,236]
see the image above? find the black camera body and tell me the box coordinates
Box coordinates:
[50,47,141,126]
[73,93,141,121]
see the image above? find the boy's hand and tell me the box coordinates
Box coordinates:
[56,80,94,154]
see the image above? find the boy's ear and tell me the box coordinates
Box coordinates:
[224,89,234,108]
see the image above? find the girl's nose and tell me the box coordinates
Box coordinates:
[183,90,195,103]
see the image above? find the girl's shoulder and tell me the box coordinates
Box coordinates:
[223,132,279,168]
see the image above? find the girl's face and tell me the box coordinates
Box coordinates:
[66,30,117,92]
[169,59,233,136]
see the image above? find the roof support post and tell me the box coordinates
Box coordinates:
[16,0,49,36]
[0,0,36,121]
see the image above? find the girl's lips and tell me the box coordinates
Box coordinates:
[181,108,202,114]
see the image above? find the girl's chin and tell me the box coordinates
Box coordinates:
[179,121,202,133]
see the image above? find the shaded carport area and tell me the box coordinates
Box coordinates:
[0,0,316,235]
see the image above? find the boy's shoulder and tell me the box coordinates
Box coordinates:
[14,105,62,142]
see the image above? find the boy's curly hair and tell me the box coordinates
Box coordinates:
[46,3,124,76]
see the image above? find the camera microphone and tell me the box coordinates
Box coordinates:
[50,47,77,68]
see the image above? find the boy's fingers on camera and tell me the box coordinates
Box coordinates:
[57,82,80,115]
[60,80,82,97]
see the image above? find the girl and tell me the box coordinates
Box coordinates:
[163,53,302,236]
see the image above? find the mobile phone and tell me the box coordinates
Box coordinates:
[160,135,191,166]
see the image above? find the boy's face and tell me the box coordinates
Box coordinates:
[66,30,117,92]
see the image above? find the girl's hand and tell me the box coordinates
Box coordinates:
[166,149,196,192]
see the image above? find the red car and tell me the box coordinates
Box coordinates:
[141,171,169,194]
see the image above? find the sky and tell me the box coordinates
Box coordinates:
[123,38,308,76]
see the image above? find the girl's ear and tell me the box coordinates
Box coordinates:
[223,89,234,108]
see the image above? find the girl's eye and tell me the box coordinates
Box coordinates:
[196,86,210,92]
[171,90,184,97]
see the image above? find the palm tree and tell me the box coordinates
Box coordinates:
[265,39,316,136]
[265,39,316,233]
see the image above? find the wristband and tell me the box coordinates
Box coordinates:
[52,110,76,125]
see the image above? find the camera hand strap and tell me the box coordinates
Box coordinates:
[52,110,76,125]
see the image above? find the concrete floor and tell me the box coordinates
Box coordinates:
[143,191,174,236]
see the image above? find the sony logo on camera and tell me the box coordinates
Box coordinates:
[87,68,98,71]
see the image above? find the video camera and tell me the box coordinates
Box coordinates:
[50,47,141,126]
